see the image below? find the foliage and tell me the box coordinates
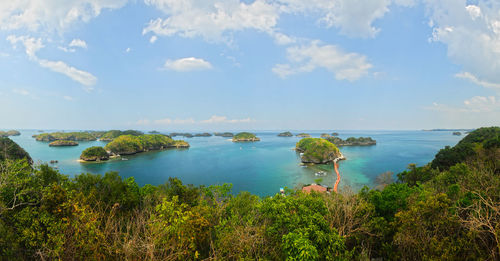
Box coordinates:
[99,130,143,141]
[325,136,376,146]
[296,138,340,164]
[104,134,188,155]
[232,132,260,142]
[80,146,109,161]
[0,137,32,164]
[33,132,97,142]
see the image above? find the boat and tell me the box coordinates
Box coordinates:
[122,158,128,161]
[315,171,327,176]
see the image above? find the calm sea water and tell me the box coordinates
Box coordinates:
[9,130,462,196]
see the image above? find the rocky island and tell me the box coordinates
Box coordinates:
[296,133,311,138]
[49,140,78,147]
[295,138,342,164]
[278,131,293,137]
[325,136,376,146]
[80,146,110,161]
[104,134,189,155]
[232,132,260,142]
[33,132,97,142]
[170,133,194,138]
[0,130,21,137]
[214,132,234,137]
[194,133,212,137]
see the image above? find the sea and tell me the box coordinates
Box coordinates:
[8,130,463,196]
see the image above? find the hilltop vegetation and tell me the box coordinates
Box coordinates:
[100,130,143,141]
[0,130,20,137]
[104,134,189,155]
[296,138,341,164]
[0,137,32,164]
[232,132,260,142]
[80,146,110,161]
[0,128,498,260]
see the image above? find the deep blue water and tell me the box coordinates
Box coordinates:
[8,130,462,196]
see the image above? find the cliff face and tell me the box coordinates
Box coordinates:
[296,138,341,164]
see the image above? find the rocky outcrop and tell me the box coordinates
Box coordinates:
[49,140,79,146]
[80,146,110,161]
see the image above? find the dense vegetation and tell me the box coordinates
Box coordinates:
[104,134,189,155]
[100,130,144,141]
[80,146,110,161]
[0,137,32,164]
[0,130,20,137]
[277,131,293,137]
[0,127,499,260]
[325,136,376,146]
[48,140,78,147]
[296,138,341,164]
[232,132,260,142]
[33,132,97,142]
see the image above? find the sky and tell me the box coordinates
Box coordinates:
[0,0,499,131]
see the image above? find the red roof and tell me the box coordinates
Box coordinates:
[302,184,328,193]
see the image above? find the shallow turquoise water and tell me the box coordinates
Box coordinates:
[9,130,462,196]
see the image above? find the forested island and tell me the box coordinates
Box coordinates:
[232,132,260,142]
[0,127,498,260]
[99,130,143,141]
[170,133,194,138]
[33,132,98,141]
[0,130,20,137]
[48,140,78,147]
[80,146,110,161]
[194,133,212,137]
[296,138,342,164]
[325,136,376,146]
[296,133,311,138]
[214,132,234,137]
[104,134,188,155]
[278,131,293,137]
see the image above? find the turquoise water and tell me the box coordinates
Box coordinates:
[9,130,462,196]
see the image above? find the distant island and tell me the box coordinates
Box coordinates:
[149,130,161,134]
[277,131,293,137]
[170,132,194,138]
[194,133,212,137]
[453,132,462,136]
[320,133,331,138]
[325,136,376,146]
[295,138,342,164]
[232,132,260,142]
[33,132,97,141]
[423,128,474,132]
[49,140,78,147]
[331,132,339,136]
[214,132,234,137]
[80,146,110,161]
[0,130,20,137]
[99,130,143,141]
[296,133,311,138]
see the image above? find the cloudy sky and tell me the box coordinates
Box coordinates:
[0,0,499,130]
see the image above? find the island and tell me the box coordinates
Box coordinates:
[170,133,194,138]
[453,132,462,136]
[149,130,161,134]
[232,132,260,142]
[33,132,97,141]
[100,130,143,141]
[104,134,189,155]
[296,133,311,138]
[0,137,33,164]
[325,136,376,146]
[277,131,293,137]
[331,132,339,136]
[0,130,21,137]
[214,132,234,137]
[320,133,331,138]
[295,138,342,164]
[49,140,78,147]
[194,133,212,137]
[80,146,110,161]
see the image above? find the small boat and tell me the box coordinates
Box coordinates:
[122,158,128,161]
[315,171,327,176]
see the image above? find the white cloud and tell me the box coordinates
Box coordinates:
[150,35,158,43]
[125,47,131,53]
[69,39,87,49]
[201,115,253,124]
[58,46,75,53]
[163,57,213,72]
[7,34,97,89]
[143,0,279,43]
[455,72,500,89]
[427,96,500,113]
[12,88,30,96]
[63,95,74,101]
[426,0,500,88]
[38,59,97,89]
[0,0,128,33]
[272,40,372,81]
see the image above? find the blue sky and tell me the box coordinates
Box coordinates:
[0,0,499,130]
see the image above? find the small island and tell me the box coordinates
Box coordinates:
[277,131,293,137]
[33,132,97,142]
[0,130,21,137]
[194,133,212,137]
[232,132,260,142]
[214,132,234,137]
[325,136,376,146]
[296,133,311,138]
[80,146,110,161]
[452,132,462,136]
[49,140,78,147]
[331,132,339,136]
[170,132,194,138]
[104,134,189,155]
[320,133,331,138]
[295,138,342,164]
